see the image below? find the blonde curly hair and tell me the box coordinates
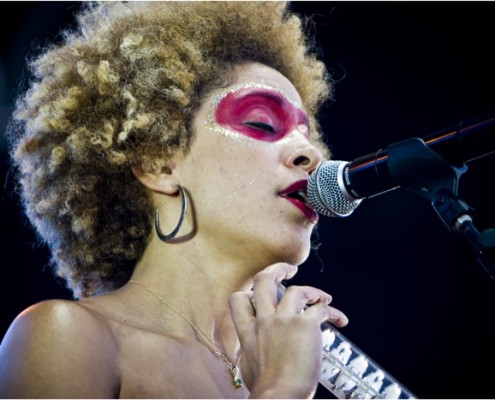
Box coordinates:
[8,1,333,298]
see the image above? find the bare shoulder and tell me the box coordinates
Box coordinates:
[0,299,120,398]
[1,299,118,346]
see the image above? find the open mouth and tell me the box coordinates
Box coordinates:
[279,181,319,223]
[285,189,309,204]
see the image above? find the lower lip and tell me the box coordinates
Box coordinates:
[282,197,319,223]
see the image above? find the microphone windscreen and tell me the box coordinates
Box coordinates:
[307,160,361,217]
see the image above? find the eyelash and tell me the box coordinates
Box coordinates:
[243,121,275,133]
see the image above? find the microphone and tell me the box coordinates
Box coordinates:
[307,115,495,217]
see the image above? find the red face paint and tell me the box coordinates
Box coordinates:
[212,87,309,142]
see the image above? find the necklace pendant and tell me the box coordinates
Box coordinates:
[230,365,243,389]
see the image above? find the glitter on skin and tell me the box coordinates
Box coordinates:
[204,82,310,145]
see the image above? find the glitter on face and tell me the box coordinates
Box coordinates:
[204,82,310,145]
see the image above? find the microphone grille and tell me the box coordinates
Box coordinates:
[307,160,361,217]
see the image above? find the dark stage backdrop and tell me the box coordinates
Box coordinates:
[1,2,494,398]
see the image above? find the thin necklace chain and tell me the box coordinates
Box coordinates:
[128,279,243,388]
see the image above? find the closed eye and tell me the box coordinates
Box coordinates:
[243,121,276,134]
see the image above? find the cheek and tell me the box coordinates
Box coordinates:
[196,159,262,224]
[186,122,277,206]
[188,139,261,193]
[217,151,263,193]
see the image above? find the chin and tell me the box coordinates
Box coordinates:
[252,225,314,266]
[276,240,312,266]
[291,248,311,266]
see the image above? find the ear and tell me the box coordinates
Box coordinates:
[131,164,179,195]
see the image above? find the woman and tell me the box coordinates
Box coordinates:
[0,2,348,398]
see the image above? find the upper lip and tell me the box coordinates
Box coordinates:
[279,179,311,207]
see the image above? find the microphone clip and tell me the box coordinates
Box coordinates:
[387,137,495,279]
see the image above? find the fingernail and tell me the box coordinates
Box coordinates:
[286,265,298,279]
[339,315,349,326]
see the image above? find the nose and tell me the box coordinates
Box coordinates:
[283,135,323,174]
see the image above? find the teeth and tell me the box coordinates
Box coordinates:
[298,190,309,203]
[289,190,308,204]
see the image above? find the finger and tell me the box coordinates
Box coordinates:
[277,285,332,315]
[303,302,349,328]
[252,263,298,317]
[229,291,256,339]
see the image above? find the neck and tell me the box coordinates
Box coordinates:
[128,234,259,362]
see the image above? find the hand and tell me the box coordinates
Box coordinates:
[229,263,348,398]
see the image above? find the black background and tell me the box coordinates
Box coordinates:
[1,2,495,398]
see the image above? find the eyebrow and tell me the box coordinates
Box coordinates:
[240,88,291,106]
[255,90,283,102]
[239,89,309,123]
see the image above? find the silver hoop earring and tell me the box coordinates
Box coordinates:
[155,185,187,242]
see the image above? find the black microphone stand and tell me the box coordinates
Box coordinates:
[386,135,495,280]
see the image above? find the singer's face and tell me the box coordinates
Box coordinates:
[175,62,323,267]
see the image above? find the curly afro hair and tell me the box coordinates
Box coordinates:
[8,1,333,298]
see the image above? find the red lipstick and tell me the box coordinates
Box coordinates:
[279,180,319,223]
